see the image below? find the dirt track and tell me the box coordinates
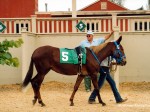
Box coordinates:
[0,81,150,112]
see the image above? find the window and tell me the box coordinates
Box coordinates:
[139,22,142,31]
[134,21,149,31]
[149,22,150,31]
[96,23,99,32]
[144,22,147,31]
[135,22,137,31]
[16,24,19,33]
[87,23,90,30]
[15,23,29,33]
[92,23,94,31]
[86,22,99,32]
[101,2,107,10]
[26,23,29,31]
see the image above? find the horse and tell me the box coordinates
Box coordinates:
[22,36,126,107]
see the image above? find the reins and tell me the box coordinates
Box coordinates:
[89,41,125,74]
[110,61,117,73]
[89,48,101,66]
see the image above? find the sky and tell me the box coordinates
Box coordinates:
[38,0,148,12]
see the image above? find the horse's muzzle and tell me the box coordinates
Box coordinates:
[120,59,127,66]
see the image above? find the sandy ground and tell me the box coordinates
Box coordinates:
[0,81,150,112]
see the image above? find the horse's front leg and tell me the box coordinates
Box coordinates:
[70,75,85,106]
[91,74,106,106]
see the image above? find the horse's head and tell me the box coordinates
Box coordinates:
[111,36,126,66]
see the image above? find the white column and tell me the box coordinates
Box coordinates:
[142,21,144,31]
[19,22,22,34]
[21,27,28,81]
[61,21,63,33]
[56,21,59,33]
[84,20,87,32]
[113,26,120,90]
[42,21,45,33]
[72,0,76,18]
[99,20,101,32]
[123,19,125,32]
[72,0,77,33]
[112,13,120,90]
[128,19,130,32]
[31,15,37,33]
[137,21,139,31]
[37,20,40,33]
[108,19,111,32]
[9,21,12,34]
[112,13,117,28]
[66,21,68,33]
[51,21,54,33]
[103,20,106,32]
[147,20,149,31]
[21,27,35,92]
[47,21,49,33]
[94,20,97,32]
[14,21,16,34]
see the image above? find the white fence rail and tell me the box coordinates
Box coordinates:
[1,15,150,34]
[0,18,31,34]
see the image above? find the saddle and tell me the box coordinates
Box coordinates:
[59,46,86,75]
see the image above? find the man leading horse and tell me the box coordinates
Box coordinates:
[80,30,127,104]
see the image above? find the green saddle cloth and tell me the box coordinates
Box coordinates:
[60,47,86,64]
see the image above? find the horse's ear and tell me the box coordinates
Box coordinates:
[116,36,122,45]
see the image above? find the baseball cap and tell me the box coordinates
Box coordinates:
[87,30,94,35]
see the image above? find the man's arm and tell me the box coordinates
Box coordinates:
[104,30,114,41]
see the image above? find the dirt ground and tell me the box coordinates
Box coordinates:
[0,81,150,112]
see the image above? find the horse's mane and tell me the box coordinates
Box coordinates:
[90,42,108,54]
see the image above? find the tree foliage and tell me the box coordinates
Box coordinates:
[110,0,125,6]
[0,39,23,67]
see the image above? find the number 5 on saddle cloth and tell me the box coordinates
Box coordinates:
[60,46,86,75]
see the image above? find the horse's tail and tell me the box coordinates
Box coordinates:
[22,58,34,88]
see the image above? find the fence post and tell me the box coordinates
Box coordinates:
[111,13,120,90]
[21,27,28,82]
[112,13,117,28]
[72,0,77,33]
[31,15,37,33]
[113,26,120,90]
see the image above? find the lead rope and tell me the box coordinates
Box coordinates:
[110,60,117,73]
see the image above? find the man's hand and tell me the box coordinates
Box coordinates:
[105,30,114,41]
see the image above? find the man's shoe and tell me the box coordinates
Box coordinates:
[116,98,128,103]
[86,89,91,92]
[88,99,96,104]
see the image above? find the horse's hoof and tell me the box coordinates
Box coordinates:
[40,102,46,107]
[70,103,74,106]
[102,103,106,106]
[41,103,46,107]
[32,99,37,105]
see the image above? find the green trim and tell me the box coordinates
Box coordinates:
[60,48,86,64]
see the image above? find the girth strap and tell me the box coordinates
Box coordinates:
[75,46,83,75]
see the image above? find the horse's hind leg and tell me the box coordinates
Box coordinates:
[70,75,85,106]
[31,73,46,107]
[91,75,106,106]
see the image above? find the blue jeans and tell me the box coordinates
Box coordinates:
[89,66,123,102]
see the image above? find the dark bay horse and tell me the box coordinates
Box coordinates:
[22,36,126,107]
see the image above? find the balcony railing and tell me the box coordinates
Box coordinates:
[1,15,150,34]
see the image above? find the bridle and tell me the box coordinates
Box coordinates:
[89,41,126,73]
[111,41,126,64]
